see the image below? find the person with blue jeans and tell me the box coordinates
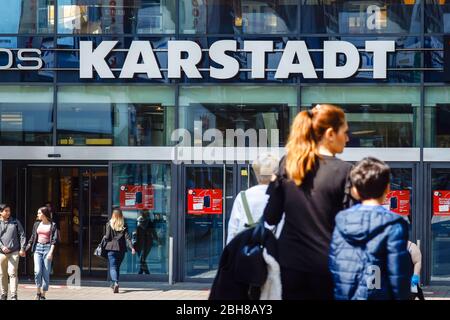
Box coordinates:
[26,206,58,300]
[104,208,135,293]
[329,157,412,300]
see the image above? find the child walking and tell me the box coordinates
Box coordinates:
[329,157,412,300]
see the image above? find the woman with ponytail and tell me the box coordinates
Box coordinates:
[263,104,353,300]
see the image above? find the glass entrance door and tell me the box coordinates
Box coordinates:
[430,166,450,281]
[184,165,235,280]
[80,168,109,276]
[25,167,79,276]
[24,166,108,277]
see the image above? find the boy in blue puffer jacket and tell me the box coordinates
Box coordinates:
[329,157,412,300]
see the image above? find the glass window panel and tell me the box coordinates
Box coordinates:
[179,86,296,147]
[424,87,450,147]
[302,86,420,147]
[426,0,450,33]
[112,163,171,275]
[180,0,298,34]
[424,36,444,82]
[0,86,53,146]
[431,168,450,281]
[0,0,55,34]
[302,0,421,34]
[57,86,175,146]
[58,0,176,34]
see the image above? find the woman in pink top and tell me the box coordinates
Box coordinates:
[26,207,58,300]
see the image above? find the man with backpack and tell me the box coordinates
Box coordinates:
[0,204,26,300]
[329,157,412,300]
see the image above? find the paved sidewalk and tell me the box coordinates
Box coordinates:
[423,286,450,300]
[5,282,450,300]
[9,281,211,300]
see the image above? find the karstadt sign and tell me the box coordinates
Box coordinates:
[0,40,396,80]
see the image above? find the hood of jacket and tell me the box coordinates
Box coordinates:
[335,204,408,246]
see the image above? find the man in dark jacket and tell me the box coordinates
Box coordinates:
[329,157,412,300]
[0,204,26,300]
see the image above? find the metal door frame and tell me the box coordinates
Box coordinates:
[425,162,450,285]
[79,166,109,278]
[181,163,238,282]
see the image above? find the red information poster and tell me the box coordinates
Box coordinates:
[187,189,223,215]
[120,185,154,210]
[383,190,410,216]
[433,191,450,216]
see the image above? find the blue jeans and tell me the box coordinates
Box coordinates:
[107,251,124,285]
[34,243,52,292]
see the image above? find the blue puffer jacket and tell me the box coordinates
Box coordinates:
[329,204,412,300]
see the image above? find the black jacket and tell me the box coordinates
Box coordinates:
[104,223,134,253]
[134,218,158,253]
[26,221,59,253]
[264,155,353,275]
[209,225,278,300]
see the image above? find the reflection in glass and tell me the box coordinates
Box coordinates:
[344,104,414,148]
[302,86,420,147]
[424,36,444,82]
[426,0,450,33]
[57,86,175,146]
[180,0,297,34]
[185,167,224,279]
[112,163,171,275]
[0,86,53,146]
[302,0,421,34]
[424,87,450,147]
[431,169,450,281]
[58,0,176,34]
[0,0,54,34]
[179,86,296,147]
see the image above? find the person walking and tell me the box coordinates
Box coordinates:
[329,157,412,300]
[26,206,58,300]
[103,208,135,293]
[263,104,353,300]
[408,240,425,300]
[227,153,279,244]
[0,204,26,300]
